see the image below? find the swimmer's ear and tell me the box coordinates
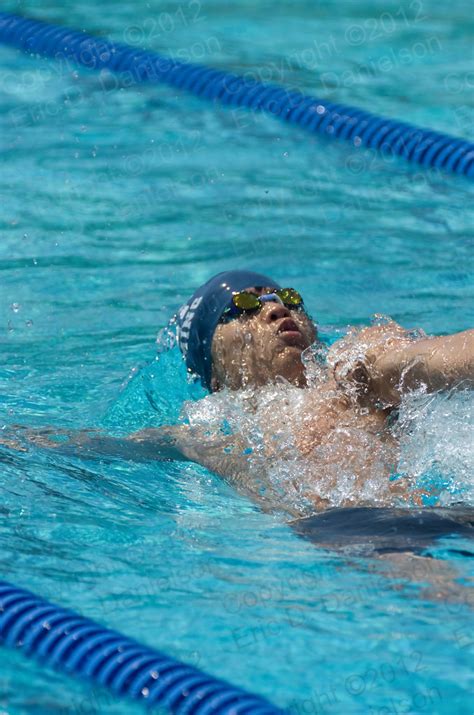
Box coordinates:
[210,374,220,392]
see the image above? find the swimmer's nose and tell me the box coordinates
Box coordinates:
[260,300,291,323]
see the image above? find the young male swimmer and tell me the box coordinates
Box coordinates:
[17,269,474,514]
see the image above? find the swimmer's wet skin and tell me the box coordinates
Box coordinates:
[9,269,474,523]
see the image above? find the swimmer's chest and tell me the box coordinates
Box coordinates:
[259,385,389,458]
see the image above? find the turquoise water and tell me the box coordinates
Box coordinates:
[1,0,474,713]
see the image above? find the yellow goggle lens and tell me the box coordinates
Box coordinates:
[232,292,261,310]
[277,288,302,305]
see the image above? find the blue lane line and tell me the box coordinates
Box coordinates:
[0,11,473,178]
[0,581,285,715]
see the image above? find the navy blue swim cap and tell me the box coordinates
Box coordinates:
[176,270,280,390]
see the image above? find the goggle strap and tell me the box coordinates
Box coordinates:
[259,293,284,306]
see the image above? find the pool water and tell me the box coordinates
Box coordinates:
[1,0,473,713]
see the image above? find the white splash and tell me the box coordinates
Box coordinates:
[181,379,473,517]
[394,388,473,505]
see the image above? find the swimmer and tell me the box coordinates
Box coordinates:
[5,269,473,603]
[12,269,473,516]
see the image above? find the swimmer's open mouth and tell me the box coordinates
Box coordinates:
[277,318,305,345]
[277,318,300,334]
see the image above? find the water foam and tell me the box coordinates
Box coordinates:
[182,379,473,517]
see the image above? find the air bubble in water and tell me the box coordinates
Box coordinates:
[10,303,20,313]
[371,313,391,326]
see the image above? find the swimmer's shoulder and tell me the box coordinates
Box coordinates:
[325,321,416,406]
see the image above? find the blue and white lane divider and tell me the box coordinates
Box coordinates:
[0,581,284,714]
[0,11,473,179]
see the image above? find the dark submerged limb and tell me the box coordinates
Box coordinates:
[291,506,474,607]
[290,506,474,556]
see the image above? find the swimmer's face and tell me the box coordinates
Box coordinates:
[210,287,317,391]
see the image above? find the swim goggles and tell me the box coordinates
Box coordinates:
[220,288,303,322]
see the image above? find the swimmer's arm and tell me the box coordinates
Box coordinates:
[129,426,255,483]
[14,424,253,474]
[367,328,474,405]
[330,324,474,406]
[6,426,296,514]
[7,425,188,461]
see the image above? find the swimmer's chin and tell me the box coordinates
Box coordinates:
[273,355,309,387]
[276,335,311,358]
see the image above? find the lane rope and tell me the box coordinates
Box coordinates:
[0,11,473,178]
[0,580,284,714]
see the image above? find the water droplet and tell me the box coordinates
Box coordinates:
[11,303,20,313]
[25,320,33,328]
